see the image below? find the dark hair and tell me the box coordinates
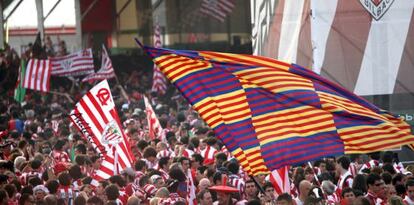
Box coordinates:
[366,173,381,186]
[349,154,361,162]
[69,164,82,180]
[159,157,170,169]
[30,159,42,170]
[352,174,367,195]
[178,157,190,165]
[58,172,72,186]
[395,184,406,197]
[105,184,120,200]
[382,151,394,164]
[276,193,293,202]
[54,139,66,150]
[406,180,414,189]
[0,189,8,204]
[393,173,404,186]
[381,172,392,185]
[192,153,203,164]
[337,156,351,170]
[137,140,148,151]
[341,187,354,198]
[19,193,33,205]
[143,147,157,158]
[134,160,147,171]
[45,180,59,194]
[227,161,239,175]
[263,182,274,191]
[109,175,126,187]
[382,163,396,175]
[4,184,16,199]
[75,144,87,154]
[368,152,381,160]
[28,177,42,187]
[354,196,371,205]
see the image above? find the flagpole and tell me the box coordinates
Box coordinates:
[250,175,266,195]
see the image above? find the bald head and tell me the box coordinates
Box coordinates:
[299,180,312,199]
[198,178,211,191]
[127,196,140,205]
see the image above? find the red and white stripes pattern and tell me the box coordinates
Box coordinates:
[144,96,164,141]
[157,149,175,159]
[50,48,95,77]
[200,0,235,22]
[151,23,167,95]
[269,166,291,195]
[251,0,414,96]
[200,145,217,165]
[82,45,116,82]
[70,80,134,184]
[22,59,51,92]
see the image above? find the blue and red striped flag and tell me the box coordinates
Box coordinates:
[142,45,414,176]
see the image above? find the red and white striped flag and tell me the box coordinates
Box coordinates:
[200,0,235,22]
[251,0,414,96]
[22,59,52,92]
[50,48,95,77]
[69,80,134,183]
[82,45,116,82]
[143,96,163,141]
[151,23,167,94]
[269,166,291,195]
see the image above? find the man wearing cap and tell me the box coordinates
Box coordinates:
[209,176,239,205]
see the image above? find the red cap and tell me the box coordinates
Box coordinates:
[209,175,238,193]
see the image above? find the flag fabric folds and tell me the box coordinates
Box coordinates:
[69,80,134,182]
[50,48,94,77]
[143,46,414,176]
[144,96,164,141]
[151,23,167,94]
[200,0,235,22]
[269,166,291,195]
[22,59,52,93]
[14,59,27,103]
[82,45,116,82]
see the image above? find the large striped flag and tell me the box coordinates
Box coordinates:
[141,45,414,176]
[50,48,95,77]
[69,80,134,182]
[200,0,235,22]
[144,96,164,141]
[151,23,167,94]
[82,45,116,83]
[22,59,52,92]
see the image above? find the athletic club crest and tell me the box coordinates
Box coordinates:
[359,0,394,20]
[101,120,122,145]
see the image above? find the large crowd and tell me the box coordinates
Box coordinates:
[0,40,414,205]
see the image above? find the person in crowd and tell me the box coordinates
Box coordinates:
[404,180,414,205]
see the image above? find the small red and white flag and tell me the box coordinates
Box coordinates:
[144,96,163,141]
[151,23,167,94]
[22,59,52,92]
[69,80,135,184]
[51,48,94,77]
[269,166,291,195]
[82,45,116,82]
[200,0,235,22]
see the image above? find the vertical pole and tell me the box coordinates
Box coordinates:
[35,0,44,39]
[74,0,82,50]
[0,1,4,49]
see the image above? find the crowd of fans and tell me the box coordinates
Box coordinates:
[0,41,414,205]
